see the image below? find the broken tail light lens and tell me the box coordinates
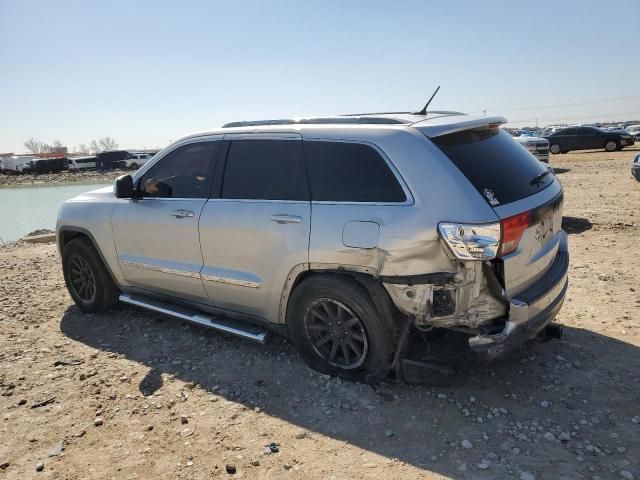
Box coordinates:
[499,211,531,256]
[438,222,501,261]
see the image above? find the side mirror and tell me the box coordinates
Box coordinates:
[114,174,134,198]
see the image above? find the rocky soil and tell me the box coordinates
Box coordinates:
[0,170,129,187]
[0,148,639,479]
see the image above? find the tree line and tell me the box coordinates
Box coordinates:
[23,137,118,155]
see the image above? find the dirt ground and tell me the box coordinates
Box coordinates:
[1,147,639,480]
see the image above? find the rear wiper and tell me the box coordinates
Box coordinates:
[530,169,551,185]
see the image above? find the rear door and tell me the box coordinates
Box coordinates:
[304,139,411,271]
[198,135,310,322]
[431,127,564,297]
[111,139,220,303]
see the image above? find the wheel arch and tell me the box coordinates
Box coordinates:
[279,267,401,333]
[58,226,120,287]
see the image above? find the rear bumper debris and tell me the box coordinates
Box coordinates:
[469,247,569,361]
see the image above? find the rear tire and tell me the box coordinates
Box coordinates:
[129,162,139,170]
[62,237,120,313]
[287,275,397,382]
[550,143,561,154]
[604,140,618,152]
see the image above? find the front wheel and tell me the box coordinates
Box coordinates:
[604,140,618,152]
[62,237,120,313]
[550,143,561,154]
[287,276,397,382]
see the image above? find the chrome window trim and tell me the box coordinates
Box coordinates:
[205,198,309,205]
[120,259,201,279]
[302,137,415,206]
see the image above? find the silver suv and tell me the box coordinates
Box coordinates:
[57,112,569,381]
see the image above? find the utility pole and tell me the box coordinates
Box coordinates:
[483,110,486,116]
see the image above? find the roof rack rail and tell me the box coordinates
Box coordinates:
[222,116,409,128]
[221,111,467,129]
[340,110,465,117]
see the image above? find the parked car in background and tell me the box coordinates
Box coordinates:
[544,126,635,154]
[57,111,569,380]
[513,134,550,163]
[632,153,640,181]
[123,153,152,169]
[96,150,131,170]
[68,156,97,171]
[0,156,33,174]
[626,124,640,141]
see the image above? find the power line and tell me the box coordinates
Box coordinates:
[477,95,640,113]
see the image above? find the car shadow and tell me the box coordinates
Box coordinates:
[60,306,640,478]
[551,167,570,174]
[562,216,593,234]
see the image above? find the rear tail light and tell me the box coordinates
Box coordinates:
[499,211,530,256]
[438,211,531,261]
[438,222,501,260]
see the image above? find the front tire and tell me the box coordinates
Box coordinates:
[550,143,561,154]
[287,275,397,382]
[604,140,618,152]
[62,237,120,313]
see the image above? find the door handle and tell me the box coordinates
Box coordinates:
[171,209,195,218]
[270,214,302,224]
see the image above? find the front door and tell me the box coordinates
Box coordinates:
[198,136,310,322]
[111,139,220,303]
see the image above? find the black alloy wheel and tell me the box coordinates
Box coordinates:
[68,254,97,302]
[304,298,368,369]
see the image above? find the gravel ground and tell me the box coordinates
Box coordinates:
[0,147,639,479]
[0,170,129,187]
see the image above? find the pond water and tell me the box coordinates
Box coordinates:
[0,182,111,243]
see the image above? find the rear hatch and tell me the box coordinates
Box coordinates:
[418,118,564,297]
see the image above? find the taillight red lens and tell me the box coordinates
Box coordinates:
[499,211,530,256]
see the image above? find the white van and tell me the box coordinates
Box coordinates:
[68,156,97,171]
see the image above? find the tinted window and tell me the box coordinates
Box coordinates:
[139,142,217,198]
[432,128,553,206]
[221,140,304,200]
[304,141,406,202]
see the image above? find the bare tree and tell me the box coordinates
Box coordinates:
[76,143,90,154]
[89,140,101,154]
[24,137,44,154]
[98,137,118,152]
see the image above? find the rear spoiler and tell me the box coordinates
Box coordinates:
[412,115,507,138]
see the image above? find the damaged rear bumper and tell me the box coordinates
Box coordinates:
[469,246,569,361]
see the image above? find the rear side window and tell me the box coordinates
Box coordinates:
[221,140,305,201]
[304,141,406,202]
[432,128,553,206]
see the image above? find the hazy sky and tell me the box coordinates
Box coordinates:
[1,0,639,153]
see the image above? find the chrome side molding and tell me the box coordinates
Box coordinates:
[118,293,268,344]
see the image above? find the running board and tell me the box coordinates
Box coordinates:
[118,293,269,344]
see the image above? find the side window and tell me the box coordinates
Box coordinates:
[304,141,407,203]
[139,142,218,198]
[221,140,305,200]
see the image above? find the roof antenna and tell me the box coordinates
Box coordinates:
[414,85,440,115]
